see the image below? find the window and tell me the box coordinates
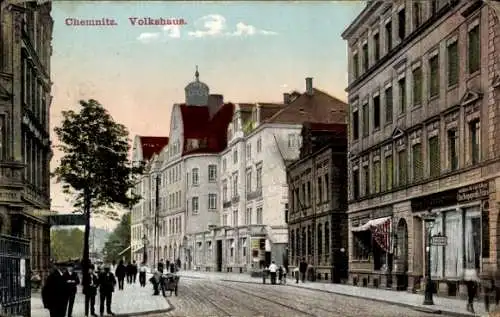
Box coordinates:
[413,2,421,29]
[362,103,369,137]
[305,181,311,206]
[353,231,371,260]
[257,138,262,153]
[222,214,228,226]
[0,115,4,160]
[317,177,323,204]
[352,110,359,140]
[245,207,252,224]
[412,67,422,106]
[288,134,296,147]
[373,95,381,129]
[385,155,393,190]
[470,120,480,164]
[256,165,262,189]
[324,223,330,256]
[385,21,392,51]
[429,136,440,177]
[233,149,238,164]
[468,25,480,74]
[208,193,217,210]
[363,165,370,195]
[222,180,228,202]
[246,143,252,159]
[429,55,439,97]
[317,224,322,256]
[373,33,380,62]
[447,41,458,86]
[362,43,369,72]
[246,169,252,193]
[353,52,359,78]
[208,165,217,182]
[232,173,238,197]
[323,173,329,202]
[398,149,407,186]
[373,161,381,193]
[192,197,199,214]
[398,77,406,114]
[385,87,393,123]
[352,169,359,199]
[256,207,263,224]
[233,210,238,227]
[412,143,423,181]
[398,8,406,40]
[192,168,199,186]
[447,129,458,170]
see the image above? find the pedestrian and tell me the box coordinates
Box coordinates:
[464,268,479,313]
[98,264,116,317]
[115,260,126,290]
[126,262,134,284]
[278,265,287,284]
[169,261,176,273]
[299,258,308,283]
[83,265,99,317]
[63,264,80,317]
[268,261,278,285]
[132,260,138,283]
[157,259,164,273]
[176,258,181,270]
[139,262,147,287]
[294,267,299,284]
[42,262,69,317]
[166,259,170,271]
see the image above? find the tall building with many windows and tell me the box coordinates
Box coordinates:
[0,1,53,280]
[342,0,500,297]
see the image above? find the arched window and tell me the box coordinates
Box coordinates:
[324,223,330,256]
[317,223,323,256]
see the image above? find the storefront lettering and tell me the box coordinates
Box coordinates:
[0,190,20,201]
[457,182,489,203]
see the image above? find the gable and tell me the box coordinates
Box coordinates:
[392,127,404,139]
[459,89,481,106]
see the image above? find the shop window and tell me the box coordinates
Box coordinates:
[465,207,481,270]
[352,231,371,260]
[445,211,464,278]
[373,243,387,271]
[430,215,444,278]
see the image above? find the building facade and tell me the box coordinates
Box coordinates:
[343,0,500,297]
[0,1,54,280]
[287,122,348,282]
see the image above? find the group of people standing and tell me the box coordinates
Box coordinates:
[113,260,139,290]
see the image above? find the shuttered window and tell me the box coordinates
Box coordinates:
[373,161,381,193]
[447,41,458,86]
[398,149,407,186]
[362,104,369,137]
[412,67,422,106]
[385,87,393,123]
[429,55,439,97]
[363,165,370,195]
[429,136,440,177]
[468,25,480,74]
[412,143,423,181]
[385,155,393,190]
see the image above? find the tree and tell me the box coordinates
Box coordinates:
[53,99,143,277]
[102,212,131,263]
[50,228,84,262]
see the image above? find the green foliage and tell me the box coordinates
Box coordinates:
[50,228,84,262]
[243,120,255,135]
[102,212,131,263]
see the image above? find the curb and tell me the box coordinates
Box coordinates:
[185,275,477,317]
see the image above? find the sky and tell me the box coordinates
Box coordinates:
[49,1,365,229]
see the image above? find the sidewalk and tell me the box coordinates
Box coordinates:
[31,280,172,317]
[177,271,489,317]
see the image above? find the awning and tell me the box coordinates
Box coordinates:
[118,246,131,256]
[351,216,391,232]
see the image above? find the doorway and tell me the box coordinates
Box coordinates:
[216,240,223,272]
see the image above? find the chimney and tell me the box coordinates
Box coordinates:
[283,93,291,104]
[305,77,313,96]
[208,94,224,119]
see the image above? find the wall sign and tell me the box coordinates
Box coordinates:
[457,181,489,203]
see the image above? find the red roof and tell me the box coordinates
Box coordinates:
[139,136,169,161]
[179,103,235,155]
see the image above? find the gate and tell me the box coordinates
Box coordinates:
[0,235,31,317]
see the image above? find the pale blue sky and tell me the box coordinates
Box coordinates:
[50,1,364,226]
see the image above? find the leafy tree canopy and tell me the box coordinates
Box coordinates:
[50,228,84,262]
[102,212,131,263]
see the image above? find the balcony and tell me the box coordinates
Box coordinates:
[246,188,262,200]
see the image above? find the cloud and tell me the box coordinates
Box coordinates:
[188,14,277,38]
[137,32,161,43]
[137,25,181,43]
[163,25,181,38]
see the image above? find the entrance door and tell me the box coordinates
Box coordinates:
[216,240,223,272]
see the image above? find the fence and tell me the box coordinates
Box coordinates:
[0,235,31,317]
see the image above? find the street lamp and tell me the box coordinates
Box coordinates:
[422,212,437,305]
[142,234,148,264]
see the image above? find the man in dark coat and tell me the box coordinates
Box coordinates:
[132,260,138,283]
[157,259,164,273]
[83,265,99,317]
[114,260,126,290]
[42,262,69,317]
[98,265,116,316]
[63,264,80,317]
[299,258,308,283]
[126,262,134,284]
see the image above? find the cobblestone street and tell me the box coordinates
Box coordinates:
[163,277,440,317]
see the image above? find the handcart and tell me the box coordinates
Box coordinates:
[162,273,179,296]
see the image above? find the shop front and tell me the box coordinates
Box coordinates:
[411,180,492,297]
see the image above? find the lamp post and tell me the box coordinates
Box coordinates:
[422,212,437,305]
[142,234,148,264]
